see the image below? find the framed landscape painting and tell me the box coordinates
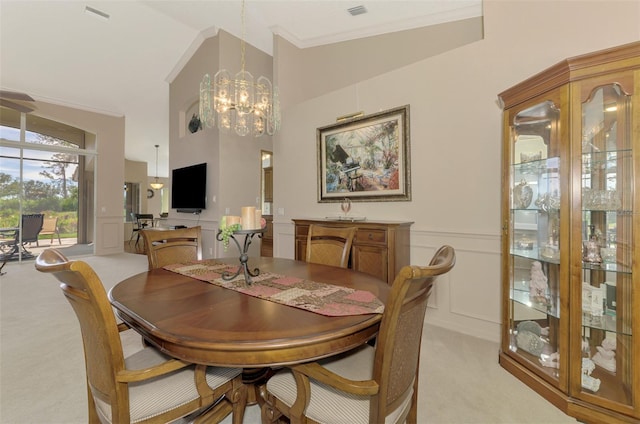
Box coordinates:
[317,105,411,202]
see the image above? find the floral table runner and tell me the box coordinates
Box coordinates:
[163,259,384,317]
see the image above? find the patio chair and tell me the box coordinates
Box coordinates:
[39,217,61,245]
[0,213,44,261]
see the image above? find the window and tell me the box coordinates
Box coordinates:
[0,105,95,259]
[124,182,140,222]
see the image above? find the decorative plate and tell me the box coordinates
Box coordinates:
[513,180,533,209]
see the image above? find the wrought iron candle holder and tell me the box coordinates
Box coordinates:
[216,228,265,284]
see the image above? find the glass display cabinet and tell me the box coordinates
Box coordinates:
[498,42,639,423]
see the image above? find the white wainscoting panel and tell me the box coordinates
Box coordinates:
[274,223,502,342]
[97,218,121,255]
[412,230,502,342]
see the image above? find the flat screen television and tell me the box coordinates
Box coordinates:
[171,163,207,213]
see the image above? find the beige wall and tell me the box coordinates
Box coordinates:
[270,0,640,341]
[275,16,484,109]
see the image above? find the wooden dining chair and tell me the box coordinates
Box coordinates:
[305,224,356,269]
[35,248,247,424]
[141,226,203,270]
[261,245,456,424]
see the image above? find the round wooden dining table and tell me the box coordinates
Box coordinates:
[109,257,390,368]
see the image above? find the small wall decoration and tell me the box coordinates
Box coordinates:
[317,105,411,202]
[188,113,202,133]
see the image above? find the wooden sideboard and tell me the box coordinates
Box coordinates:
[292,219,413,285]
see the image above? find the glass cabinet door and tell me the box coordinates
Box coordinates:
[577,82,634,408]
[500,42,639,422]
[507,97,566,387]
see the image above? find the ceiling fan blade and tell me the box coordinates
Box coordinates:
[0,98,35,113]
[0,90,34,102]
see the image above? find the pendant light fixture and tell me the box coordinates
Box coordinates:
[199,0,280,137]
[150,144,164,190]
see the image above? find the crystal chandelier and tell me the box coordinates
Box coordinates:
[199,0,280,137]
[150,144,164,190]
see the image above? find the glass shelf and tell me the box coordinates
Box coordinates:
[511,283,560,318]
[582,313,631,336]
[582,261,632,275]
[510,249,560,265]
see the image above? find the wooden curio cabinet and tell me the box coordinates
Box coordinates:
[498,42,639,423]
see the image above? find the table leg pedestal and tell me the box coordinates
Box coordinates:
[241,368,275,406]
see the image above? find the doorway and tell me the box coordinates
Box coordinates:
[260,150,273,257]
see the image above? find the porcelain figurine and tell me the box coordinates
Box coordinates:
[529,261,549,305]
[592,338,616,373]
[539,351,559,368]
[583,225,602,263]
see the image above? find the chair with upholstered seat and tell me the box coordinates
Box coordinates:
[261,245,456,424]
[141,226,203,270]
[35,248,247,424]
[39,217,61,245]
[305,224,356,269]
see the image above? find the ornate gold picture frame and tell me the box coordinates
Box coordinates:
[317,105,411,202]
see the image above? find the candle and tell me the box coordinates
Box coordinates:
[241,206,256,229]
[226,215,241,226]
[254,209,262,229]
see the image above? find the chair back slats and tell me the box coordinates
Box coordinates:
[41,217,58,233]
[21,213,44,242]
[131,213,154,229]
[40,217,61,245]
[372,245,456,421]
[35,249,127,416]
[306,224,356,269]
[141,226,203,270]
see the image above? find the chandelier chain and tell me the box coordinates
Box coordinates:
[240,0,246,74]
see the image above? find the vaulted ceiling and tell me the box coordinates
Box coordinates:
[0,1,482,176]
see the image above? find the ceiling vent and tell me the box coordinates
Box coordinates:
[347,5,368,16]
[84,6,110,21]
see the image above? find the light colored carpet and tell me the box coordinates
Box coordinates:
[0,253,576,424]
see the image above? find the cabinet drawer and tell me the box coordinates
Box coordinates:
[352,245,388,283]
[355,229,386,245]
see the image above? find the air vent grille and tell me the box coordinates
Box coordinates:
[347,5,368,16]
[85,6,110,21]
